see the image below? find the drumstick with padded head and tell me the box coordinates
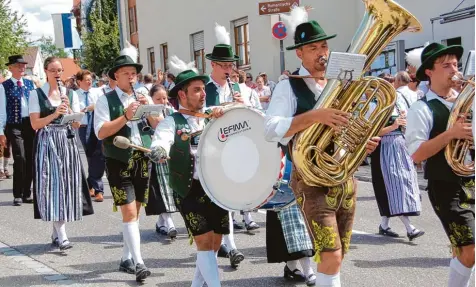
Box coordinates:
[113,136,151,153]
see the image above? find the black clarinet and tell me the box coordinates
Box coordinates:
[130,83,151,132]
[56,77,75,139]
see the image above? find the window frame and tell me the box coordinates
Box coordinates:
[233,18,250,68]
[161,43,168,72]
[128,6,138,35]
[148,47,156,75]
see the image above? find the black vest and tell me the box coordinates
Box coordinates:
[423,98,459,182]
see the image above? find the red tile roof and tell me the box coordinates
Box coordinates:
[59,58,81,81]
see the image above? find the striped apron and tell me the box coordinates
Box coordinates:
[35,125,82,222]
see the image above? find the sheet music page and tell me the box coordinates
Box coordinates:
[60,113,85,125]
[325,52,367,81]
[134,104,165,118]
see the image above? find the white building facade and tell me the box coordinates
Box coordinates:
[130,0,474,81]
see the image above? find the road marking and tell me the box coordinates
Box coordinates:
[0,241,75,285]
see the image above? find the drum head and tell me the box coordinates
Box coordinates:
[197,106,282,211]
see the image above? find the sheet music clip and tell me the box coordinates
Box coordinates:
[325,52,367,82]
[133,104,166,119]
[60,113,85,125]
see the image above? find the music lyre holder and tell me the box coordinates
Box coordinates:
[324,52,367,82]
[133,104,166,120]
[60,113,85,126]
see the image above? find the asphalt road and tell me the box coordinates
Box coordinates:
[0,158,473,287]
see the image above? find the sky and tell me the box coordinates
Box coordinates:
[10,0,73,42]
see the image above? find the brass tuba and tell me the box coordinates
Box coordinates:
[292,0,422,187]
[444,76,475,177]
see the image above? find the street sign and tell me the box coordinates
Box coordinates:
[272,21,287,40]
[258,0,300,16]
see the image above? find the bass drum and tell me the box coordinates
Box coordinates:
[196,105,282,211]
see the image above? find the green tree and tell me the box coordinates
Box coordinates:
[0,0,30,70]
[82,0,120,75]
[37,36,69,58]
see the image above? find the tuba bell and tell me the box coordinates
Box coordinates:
[292,0,422,187]
[445,76,475,177]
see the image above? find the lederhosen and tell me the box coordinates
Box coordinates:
[145,107,178,215]
[2,78,35,200]
[168,112,229,237]
[205,81,240,107]
[102,90,152,211]
[285,71,356,263]
[423,97,475,249]
[32,87,94,221]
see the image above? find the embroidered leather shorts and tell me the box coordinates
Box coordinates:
[428,179,475,248]
[174,180,230,237]
[105,151,150,208]
[291,170,357,263]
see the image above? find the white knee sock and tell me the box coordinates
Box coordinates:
[123,221,144,265]
[243,211,253,225]
[448,257,474,287]
[53,221,67,243]
[122,236,132,261]
[0,158,3,169]
[52,224,58,239]
[286,259,298,270]
[223,213,236,250]
[3,157,8,169]
[380,216,390,229]
[157,214,165,228]
[399,216,416,233]
[162,213,175,229]
[315,272,341,287]
[196,251,220,287]
[191,265,205,287]
[299,257,315,277]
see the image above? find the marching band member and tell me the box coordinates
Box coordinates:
[0,55,36,206]
[145,84,178,239]
[75,69,106,202]
[148,56,228,287]
[264,8,379,287]
[266,158,316,286]
[406,42,474,287]
[29,56,93,250]
[370,73,425,241]
[204,23,246,268]
[94,46,153,282]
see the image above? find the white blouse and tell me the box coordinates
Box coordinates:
[29,83,80,114]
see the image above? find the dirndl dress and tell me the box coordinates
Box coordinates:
[145,106,178,215]
[32,87,93,221]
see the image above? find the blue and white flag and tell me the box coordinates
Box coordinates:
[52,13,81,49]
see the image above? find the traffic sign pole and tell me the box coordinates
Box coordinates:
[279,16,285,73]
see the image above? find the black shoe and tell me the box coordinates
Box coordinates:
[135,263,151,282]
[217,244,230,258]
[378,225,399,238]
[283,265,306,281]
[22,197,33,204]
[155,225,167,235]
[407,229,425,241]
[244,221,260,231]
[51,237,59,248]
[59,240,72,251]
[229,249,244,268]
[233,219,244,230]
[167,227,177,239]
[119,258,135,274]
[306,274,317,286]
[13,198,22,206]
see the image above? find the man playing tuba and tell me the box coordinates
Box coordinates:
[406,42,474,287]
[264,7,380,287]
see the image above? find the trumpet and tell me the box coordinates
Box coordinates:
[55,77,75,139]
[130,83,151,133]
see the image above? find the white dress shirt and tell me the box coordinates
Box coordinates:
[255,86,272,110]
[94,86,153,146]
[264,65,324,145]
[29,83,80,114]
[209,77,234,104]
[76,87,102,125]
[238,83,262,110]
[151,105,206,179]
[405,89,455,155]
[0,77,31,135]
